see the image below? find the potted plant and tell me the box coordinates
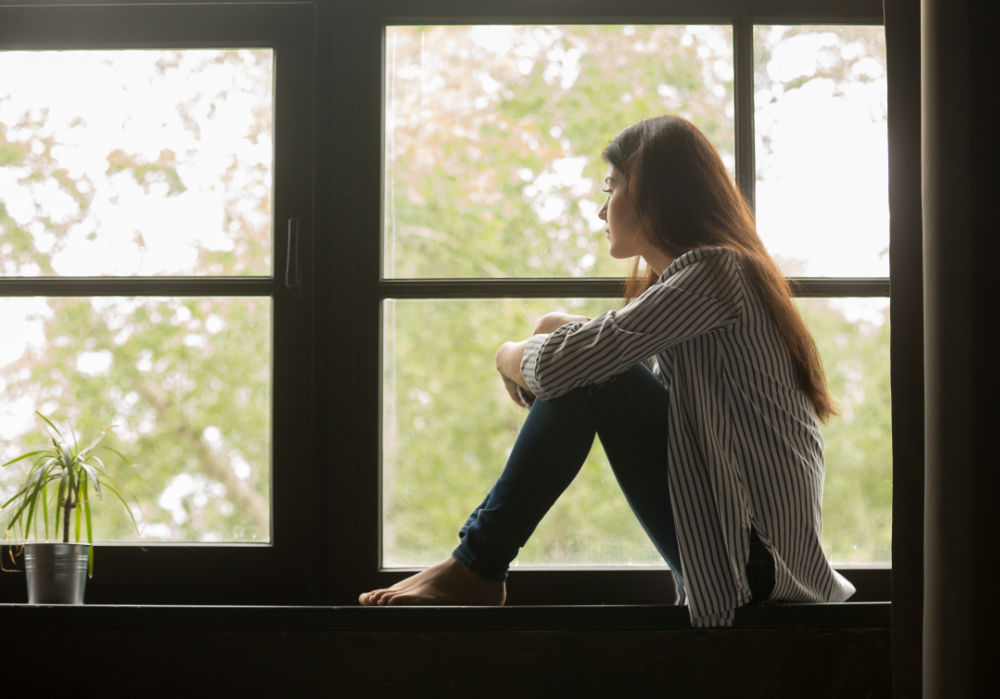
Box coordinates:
[1,411,136,604]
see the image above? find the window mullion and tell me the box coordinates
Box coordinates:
[377,278,891,300]
[733,14,756,210]
[0,278,276,297]
[789,278,891,297]
[379,278,625,300]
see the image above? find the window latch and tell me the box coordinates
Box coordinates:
[285,218,302,297]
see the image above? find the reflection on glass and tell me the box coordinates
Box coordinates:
[754,26,888,277]
[382,297,891,567]
[384,25,734,279]
[0,49,273,276]
[0,297,271,543]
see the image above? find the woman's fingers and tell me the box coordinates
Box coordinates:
[500,374,528,407]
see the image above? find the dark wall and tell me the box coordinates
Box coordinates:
[6,625,889,697]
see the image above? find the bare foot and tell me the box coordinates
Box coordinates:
[358,556,507,606]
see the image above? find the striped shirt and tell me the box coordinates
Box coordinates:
[520,246,856,627]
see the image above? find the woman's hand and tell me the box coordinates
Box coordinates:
[532,312,590,335]
[499,374,530,408]
[495,315,589,407]
[496,340,532,407]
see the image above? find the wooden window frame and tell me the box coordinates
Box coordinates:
[0,1,320,604]
[1,0,913,611]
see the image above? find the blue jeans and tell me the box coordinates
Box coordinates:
[452,363,775,602]
[453,363,684,588]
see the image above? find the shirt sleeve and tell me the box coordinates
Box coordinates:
[521,249,743,400]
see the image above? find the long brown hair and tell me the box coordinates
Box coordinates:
[602,115,835,420]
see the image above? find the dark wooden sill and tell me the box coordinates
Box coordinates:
[0,600,889,632]
[1,602,892,697]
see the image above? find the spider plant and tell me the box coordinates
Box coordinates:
[1,411,137,576]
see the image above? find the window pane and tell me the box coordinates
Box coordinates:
[384,25,734,279]
[0,49,273,277]
[0,296,271,542]
[754,26,888,277]
[799,297,892,563]
[382,298,661,567]
[382,296,891,567]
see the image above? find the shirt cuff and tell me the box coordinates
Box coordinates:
[519,333,549,399]
[515,385,535,408]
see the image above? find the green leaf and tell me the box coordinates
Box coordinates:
[2,450,47,468]
[99,478,139,533]
[99,445,131,466]
[2,485,31,510]
[83,479,95,575]
[20,463,55,536]
[56,470,68,539]
[78,461,103,501]
[35,411,64,443]
[79,426,112,460]
[59,446,74,473]
[41,482,49,540]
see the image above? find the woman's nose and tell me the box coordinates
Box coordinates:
[598,203,607,221]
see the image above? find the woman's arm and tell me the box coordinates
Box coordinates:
[521,250,743,401]
[532,312,590,335]
[496,313,591,407]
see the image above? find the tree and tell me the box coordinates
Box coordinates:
[382,24,892,567]
[1,49,272,542]
[1,26,893,568]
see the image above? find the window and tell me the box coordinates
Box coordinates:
[754,25,891,565]
[2,0,898,608]
[0,48,274,542]
[365,2,890,602]
[0,3,316,602]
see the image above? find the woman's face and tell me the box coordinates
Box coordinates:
[598,165,646,260]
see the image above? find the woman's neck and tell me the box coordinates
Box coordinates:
[642,249,675,278]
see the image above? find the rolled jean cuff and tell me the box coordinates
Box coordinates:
[451,543,508,583]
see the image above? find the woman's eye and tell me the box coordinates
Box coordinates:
[602,188,611,194]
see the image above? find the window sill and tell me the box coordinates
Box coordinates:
[0,600,889,631]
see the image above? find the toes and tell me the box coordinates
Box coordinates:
[359,588,390,606]
[378,589,405,605]
[385,591,418,606]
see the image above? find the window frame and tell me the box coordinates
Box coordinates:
[0,1,320,604]
[357,0,893,604]
[0,0,910,609]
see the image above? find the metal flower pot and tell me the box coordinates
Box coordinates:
[24,542,90,604]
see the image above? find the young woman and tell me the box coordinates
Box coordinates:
[359,115,856,626]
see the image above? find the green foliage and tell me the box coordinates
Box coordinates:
[0,143,24,167]
[1,412,137,575]
[384,298,658,566]
[382,25,892,568]
[3,296,271,542]
[106,148,187,195]
[384,25,735,280]
[801,300,893,562]
[0,49,272,542]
